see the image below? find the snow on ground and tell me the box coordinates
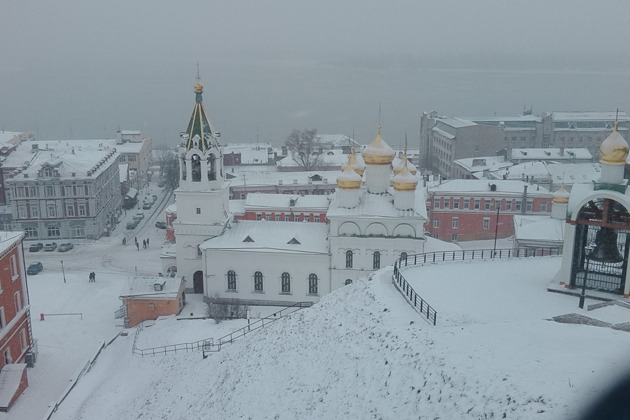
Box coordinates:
[50,256,629,420]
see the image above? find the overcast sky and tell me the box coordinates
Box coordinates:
[2,0,630,148]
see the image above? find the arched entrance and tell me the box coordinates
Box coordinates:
[570,198,629,294]
[193,270,204,294]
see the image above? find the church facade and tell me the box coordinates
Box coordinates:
[168,79,427,306]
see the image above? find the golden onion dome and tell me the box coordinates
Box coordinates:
[392,157,418,191]
[341,148,366,176]
[392,155,417,175]
[337,164,362,189]
[552,185,570,204]
[361,125,395,165]
[194,81,204,93]
[600,122,629,165]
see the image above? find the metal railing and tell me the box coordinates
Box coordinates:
[392,246,562,326]
[132,301,311,357]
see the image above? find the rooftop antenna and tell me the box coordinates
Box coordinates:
[196,61,201,83]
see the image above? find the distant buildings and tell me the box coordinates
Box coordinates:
[421,111,629,179]
[0,231,35,411]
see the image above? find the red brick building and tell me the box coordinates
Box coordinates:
[0,231,35,411]
[426,180,553,242]
[234,193,329,223]
[120,276,186,328]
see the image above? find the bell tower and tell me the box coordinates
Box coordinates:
[173,75,231,292]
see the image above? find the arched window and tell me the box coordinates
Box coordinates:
[254,271,264,292]
[345,250,353,268]
[281,272,291,293]
[400,252,407,264]
[344,279,353,285]
[191,154,201,182]
[373,251,381,269]
[227,270,237,291]
[43,167,54,178]
[308,273,318,295]
[181,155,187,180]
[207,153,216,181]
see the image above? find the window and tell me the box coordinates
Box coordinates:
[474,200,480,209]
[47,203,57,218]
[433,218,439,228]
[43,167,54,178]
[451,234,458,241]
[453,199,459,209]
[308,274,318,295]
[45,185,54,197]
[452,217,459,229]
[0,307,5,329]
[515,201,522,211]
[373,251,381,269]
[433,199,440,208]
[14,291,22,312]
[196,208,201,215]
[541,201,548,212]
[345,250,353,268]
[400,252,407,263]
[31,205,39,218]
[10,255,18,280]
[227,270,236,291]
[148,302,155,311]
[254,271,263,292]
[78,203,86,216]
[464,199,470,209]
[4,349,11,365]
[483,217,490,230]
[275,214,281,221]
[15,187,25,198]
[18,204,27,219]
[66,204,75,217]
[47,226,60,237]
[281,272,291,293]
[25,227,37,238]
[444,199,450,209]
[506,201,512,211]
[20,330,27,352]
[256,213,262,221]
[265,214,271,221]
[484,200,491,210]
[526,200,533,212]
[345,279,353,285]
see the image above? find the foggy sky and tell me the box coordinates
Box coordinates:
[2,0,630,148]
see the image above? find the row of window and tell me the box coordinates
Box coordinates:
[253,213,325,222]
[432,197,549,213]
[24,225,85,238]
[226,270,319,295]
[345,250,390,269]
[433,216,493,230]
[14,184,90,199]
[17,201,88,219]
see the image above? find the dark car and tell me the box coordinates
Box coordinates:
[27,262,43,275]
[58,243,74,252]
[29,243,44,252]
[44,242,58,252]
[155,221,167,229]
[142,202,152,210]
[126,221,138,230]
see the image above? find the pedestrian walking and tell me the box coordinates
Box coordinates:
[146,238,150,247]
[143,239,146,249]
[136,242,140,251]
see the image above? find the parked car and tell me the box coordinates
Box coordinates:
[58,243,74,252]
[134,211,145,220]
[29,243,44,252]
[27,262,43,275]
[44,242,58,252]
[155,221,167,229]
[158,180,166,188]
[142,202,152,210]
[126,221,138,230]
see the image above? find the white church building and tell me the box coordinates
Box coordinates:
[165,79,428,306]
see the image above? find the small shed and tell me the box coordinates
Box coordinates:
[120,276,186,328]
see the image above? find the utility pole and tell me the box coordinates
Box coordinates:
[61,260,66,284]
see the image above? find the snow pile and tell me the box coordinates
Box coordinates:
[53,259,630,419]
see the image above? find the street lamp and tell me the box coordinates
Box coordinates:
[579,245,594,309]
[61,260,66,284]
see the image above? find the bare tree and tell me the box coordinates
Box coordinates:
[285,129,322,171]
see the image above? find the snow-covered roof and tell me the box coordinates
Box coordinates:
[431,127,455,139]
[0,131,30,147]
[229,199,245,215]
[277,149,352,168]
[327,188,427,219]
[0,231,24,256]
[229,170,339,187]
[244,193,329,210]
[201,221,328,254]
[224,143,273,165]
[3,139,120,180]
[513,215,565,244]
[552,111,629,122]
[120,276,183,299]
[430,179,550,195]
[489,162,601,185]
[453,156,513,172]
[511,148,592,161]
